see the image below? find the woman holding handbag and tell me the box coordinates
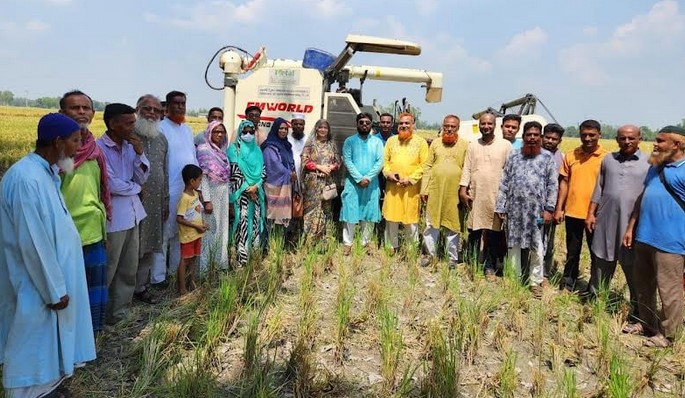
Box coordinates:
[301,119,341,242]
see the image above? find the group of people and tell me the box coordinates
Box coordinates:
[1,88,684,397]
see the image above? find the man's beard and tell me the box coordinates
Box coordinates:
[57,151,75,174]
[292,130,305,140]
[135,117,160,138]
[521,143,542,158]
[78,122,90,130]
[648,149,676,166]
[398,128,413,141]
[442,134,456,146]
[167,114,185,125]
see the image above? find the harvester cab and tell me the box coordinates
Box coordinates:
[207,34,443,150]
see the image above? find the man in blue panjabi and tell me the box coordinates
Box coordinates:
[0,113,96,398]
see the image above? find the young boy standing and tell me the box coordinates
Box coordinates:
[176,164,209,295]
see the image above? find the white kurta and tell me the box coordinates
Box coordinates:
[160,118,198,236]
[288,134,307,183]
[0,153,96,390]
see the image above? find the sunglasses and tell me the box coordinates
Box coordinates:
[242,130,256,135]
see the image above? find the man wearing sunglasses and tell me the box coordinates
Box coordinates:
[132,94,168,304]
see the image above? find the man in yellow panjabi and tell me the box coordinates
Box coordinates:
[420,114,469,267]
[382,113,430,254]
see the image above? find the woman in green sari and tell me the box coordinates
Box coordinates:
[227,120,266,267]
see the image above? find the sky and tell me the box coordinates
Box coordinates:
[1,0,684,128]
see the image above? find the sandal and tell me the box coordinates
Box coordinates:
[643,334,671,348]
[621,322,643,335]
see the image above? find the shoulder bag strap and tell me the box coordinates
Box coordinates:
[658,167,685,213]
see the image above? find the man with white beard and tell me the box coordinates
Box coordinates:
[151,90,198,287]
[0,113,97,398]
[133,95,167,303]
[59,90,111,334]
[623,126,685,348]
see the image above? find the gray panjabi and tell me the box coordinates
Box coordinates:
[590,150,649,262]
[138,132,169,257]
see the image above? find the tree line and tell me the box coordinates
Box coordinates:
[2,90,684,137]
[0,90,207,116]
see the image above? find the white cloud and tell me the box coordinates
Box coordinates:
[498,27,547,60]
[302,0,350,18]
[559,0,685,85]
[415,0,439,17]
[558,44,609,86]
[146,0,347,31]
[26,19,50,32]
[43,0,72,5]
[608,0,685,56]
[582,26,597,37]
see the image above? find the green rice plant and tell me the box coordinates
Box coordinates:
[378,303,404,393]
[495,349,518,398]
[531,301,546,357]
[634,346,669,394]
[285,246,319,397]
[396,363,419,397]
[453,289,492,363]
[365,274,387,315]
[403,239,420,264]
[129,322,180,397]
[606,351,633,398]
[556,368,580,398]
[161,351,219,398]
[438,262,451,293]
[334,264,354,364]
[530,364,546,397]
[420,322,461,397]
[595,317,611,378]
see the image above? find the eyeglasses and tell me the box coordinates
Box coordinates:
[242,130,256,135]
[211,130,227,135]
[357,120,372,125]
[140,105,163,114]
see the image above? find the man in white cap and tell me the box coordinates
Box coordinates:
[287,112,307,244]
[289,112,307,182]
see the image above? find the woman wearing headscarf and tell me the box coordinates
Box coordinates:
[227,120,266,267]
[196,121,231,271]
[301,119,341,241]
[261,117,297,232]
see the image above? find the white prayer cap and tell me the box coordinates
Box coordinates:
[291,112,305,121]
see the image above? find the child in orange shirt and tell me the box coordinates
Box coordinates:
[176,165,209,295]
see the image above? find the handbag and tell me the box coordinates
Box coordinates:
[292,192,303,218]
[321,183,338,200]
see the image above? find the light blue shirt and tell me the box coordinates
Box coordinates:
[635,159,685,255]
[97,134,150,233]
[511,138,523,150]
[340,133,384,223]
[0,153,96,388]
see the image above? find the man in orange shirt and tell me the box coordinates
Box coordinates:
[554,120,608,292]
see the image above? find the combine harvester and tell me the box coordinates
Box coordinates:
[459,93,559,142]
[204,34,443,148]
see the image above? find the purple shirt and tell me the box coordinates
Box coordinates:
[97,134,150,233]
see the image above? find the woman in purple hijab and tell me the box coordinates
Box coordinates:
[196,121,231,271]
